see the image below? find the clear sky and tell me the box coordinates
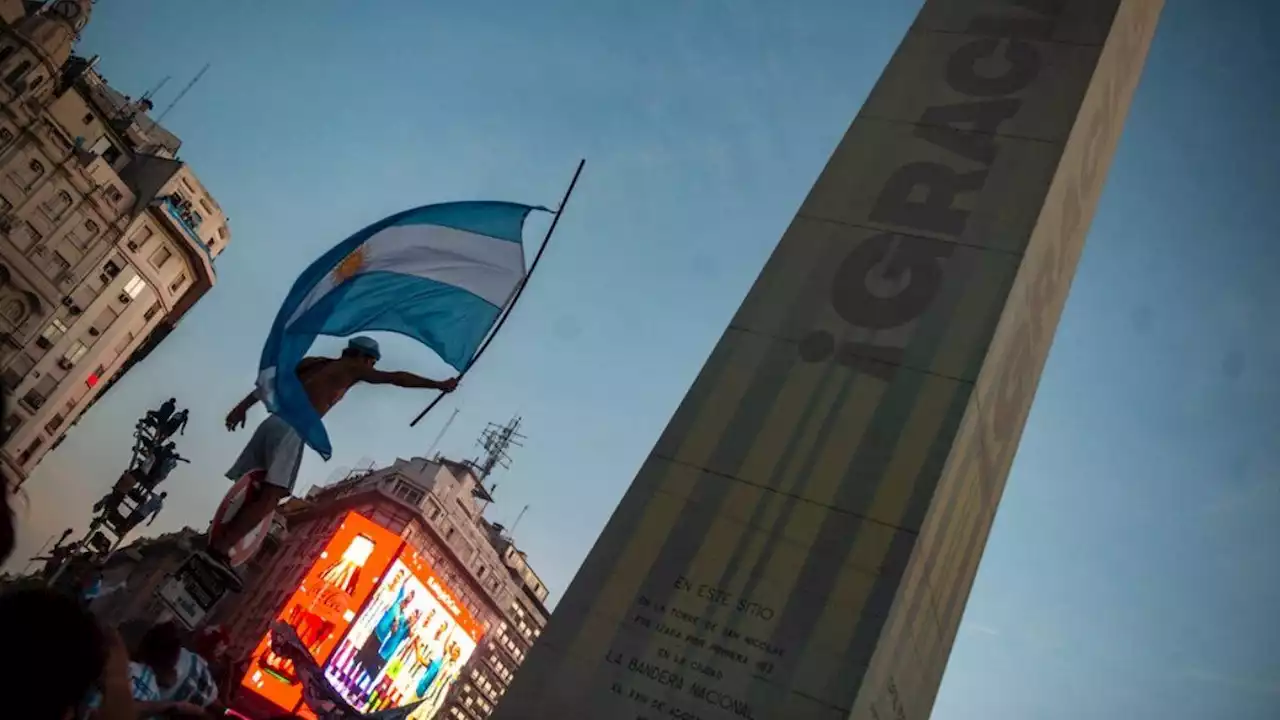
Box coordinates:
[8,1,1279,718]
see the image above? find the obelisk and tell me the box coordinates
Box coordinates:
[494,1,1164,718]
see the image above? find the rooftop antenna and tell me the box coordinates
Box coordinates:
[139,75,171,105]
[510,504,530,537]
[157,63,210,123]
[473,416,525,484]
[425,408,460,459]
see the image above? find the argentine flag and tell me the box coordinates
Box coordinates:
[257,201,544,460]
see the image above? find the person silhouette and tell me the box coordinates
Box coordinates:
[145,398,177,430]
[159,408,189,441]
[143,443,187,490]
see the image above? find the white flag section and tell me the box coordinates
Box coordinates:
[257,201,543,460]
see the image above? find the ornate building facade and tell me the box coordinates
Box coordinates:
[0,0,230,483]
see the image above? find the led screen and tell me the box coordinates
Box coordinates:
[324,544,484,719]
[239,512,403,716]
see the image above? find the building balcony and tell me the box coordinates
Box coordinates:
[155,194,212,264]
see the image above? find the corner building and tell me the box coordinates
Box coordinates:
[216,455,550,720]
[492,1,1165,719]
[0,0,230,483]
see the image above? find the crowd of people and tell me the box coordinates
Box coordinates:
[0,337,458,719]
[0,387,240,720]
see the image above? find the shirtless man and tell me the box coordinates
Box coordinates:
[213,336,457,562]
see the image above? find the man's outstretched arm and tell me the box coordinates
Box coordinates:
[225,390,259,431]
[360,368,458,392]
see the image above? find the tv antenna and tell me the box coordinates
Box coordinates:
[473,416,525,483]
[140,75,171,105]
[510,504,530,536]
[157,63,210,123]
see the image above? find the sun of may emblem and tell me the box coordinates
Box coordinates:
[333,244,366,284]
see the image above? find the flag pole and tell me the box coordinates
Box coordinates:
[410,159,585,427]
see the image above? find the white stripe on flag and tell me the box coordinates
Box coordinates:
[286,223,526,328]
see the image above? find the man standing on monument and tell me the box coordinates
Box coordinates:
[211,337,457,565]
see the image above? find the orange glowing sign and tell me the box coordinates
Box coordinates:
[239,512,403,716]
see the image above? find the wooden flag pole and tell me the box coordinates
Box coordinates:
[410,159,586,428]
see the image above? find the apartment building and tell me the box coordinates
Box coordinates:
[217,455,551,720]
[0,0,231,482]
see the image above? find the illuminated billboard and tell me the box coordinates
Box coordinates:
[324,545,484,719]
[239,512,484,720]
[240,512,403,716]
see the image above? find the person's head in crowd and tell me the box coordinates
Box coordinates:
[0,587,107,719]
[0,387,135,720]
[134,620,184,689]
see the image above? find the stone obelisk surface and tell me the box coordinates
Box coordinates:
[493,1,1164,718]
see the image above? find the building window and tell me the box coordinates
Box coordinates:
[198,199,213,215]
[127,225,152,251]
[45,251,71,280]
[0,46,12,65]
[44,413,63,433]
[122,275,146,300]
[168,273,187,294]
[143,303,160,321]
[5,60,31,88]
[20,389,44,411]
[27,159,44,180]
[38,318,67,347]
[42,190,72,218]
[148,245,172,269]
[101,146,121,165]
[0,127,11,143]
[62,340,87,366]
[14,221,42,248]
[84,218,99,236]
[217,225,228,240]
[103,185,122,203]
[62,228,83,250]
[18,436,42,465]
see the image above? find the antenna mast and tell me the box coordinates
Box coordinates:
[473,416,525,484]
[510,504,530,536]
[140,75,171,105]
[157,63,210,123]
[426,408,460,459]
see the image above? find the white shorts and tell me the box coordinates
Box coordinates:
[224,414,305,493]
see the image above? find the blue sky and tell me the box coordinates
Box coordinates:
[9,1,1280,718]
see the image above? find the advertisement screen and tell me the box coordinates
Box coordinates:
[323,544,484,719]
[240,512,404,716]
